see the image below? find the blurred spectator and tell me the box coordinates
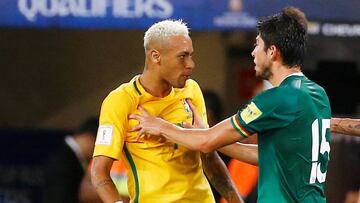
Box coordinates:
[42,117,100,203]
[220,80,269,203]
[203,91,224,127]
[343,184,359,203]
[203,91,231,202]
[221,160,258,203]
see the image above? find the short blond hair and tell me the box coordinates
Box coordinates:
[144,19,189,50]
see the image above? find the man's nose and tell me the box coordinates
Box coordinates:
[251,49,255,57]
[186,58,195,69]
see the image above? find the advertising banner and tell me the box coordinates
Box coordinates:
[0,0,359,35]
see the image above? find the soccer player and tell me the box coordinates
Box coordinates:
[130,7,332,203]
[91,20,242,203]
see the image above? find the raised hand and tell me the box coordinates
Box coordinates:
[185,99,208,129]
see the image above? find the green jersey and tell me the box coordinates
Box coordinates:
[230,73,331,203]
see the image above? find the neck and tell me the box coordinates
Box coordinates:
[268,63,301,87]
[139,70,172,97]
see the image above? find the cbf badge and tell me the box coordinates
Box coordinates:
[182,99,193,119]
[240,102,262,124]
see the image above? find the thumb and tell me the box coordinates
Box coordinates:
[182,122,193,129]
[185,99,202,124]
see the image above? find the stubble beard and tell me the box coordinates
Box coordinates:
[256,66,272,80]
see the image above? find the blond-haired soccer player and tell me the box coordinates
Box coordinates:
[91,20,242,203]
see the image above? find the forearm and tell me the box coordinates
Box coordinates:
[160,119,242,153]
[91,156,124,203]
[219,143,258,166]
[160,122,211,152]
[201,152,243,203]
[79,171,102,203]
[331,118,360,137]
[91,171,123,203]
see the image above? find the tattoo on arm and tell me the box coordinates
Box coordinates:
[353,124,360,129]
[341,119,360,132]
[201,152,243,203]
[95,179,113,190]
[333,118,360,136]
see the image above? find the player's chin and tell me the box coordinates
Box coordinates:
[174,80,187,88]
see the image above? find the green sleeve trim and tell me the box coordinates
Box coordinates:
[230,116,249,138]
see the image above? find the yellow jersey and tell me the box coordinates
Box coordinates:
[93,76,215,203]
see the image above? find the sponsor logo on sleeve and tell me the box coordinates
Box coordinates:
[95,125,113,145]
[240,102,262,124]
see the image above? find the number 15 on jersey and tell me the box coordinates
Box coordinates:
[309,119,330,184]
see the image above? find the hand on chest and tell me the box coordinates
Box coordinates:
[127,98,193,142]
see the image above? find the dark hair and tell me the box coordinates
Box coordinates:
[75,116,99,137]
[257,7,308,67]
[203,91,223,122]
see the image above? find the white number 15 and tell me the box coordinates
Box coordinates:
[309,119,330,184]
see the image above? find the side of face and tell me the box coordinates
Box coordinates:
[251,35,273,80]
[158,35,195,88]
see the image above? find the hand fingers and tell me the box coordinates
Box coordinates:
[136,129,145,141]
[128,113,143,121]
[129,124,142,132]
[135,134,142,141]
[158,137,166,143]
[185,99,202,124]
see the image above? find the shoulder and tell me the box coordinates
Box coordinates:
[185,79,201,90]
[253,85,298,110]
[103,79,139,108]
[185,79,204,99]
[255,86,294,102]
[175,79,203,98]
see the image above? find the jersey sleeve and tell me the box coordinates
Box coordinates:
[231,87,300,137]
[93,90,135,160]
[189,80,209,126]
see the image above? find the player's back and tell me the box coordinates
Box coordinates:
[257,74,331,203]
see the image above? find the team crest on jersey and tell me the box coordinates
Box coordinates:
[182,99,193,118]
[240,102,262,124]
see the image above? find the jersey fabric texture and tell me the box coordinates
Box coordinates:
[231,73,331,203]
[93,76,214,203]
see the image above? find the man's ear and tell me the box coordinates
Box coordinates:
[268,45,279,61]
[150,49,161,63]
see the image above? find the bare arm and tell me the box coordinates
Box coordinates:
[91,156,124,203]
[201,152,243,203]
[130,107,244,153]
[180,100,243,202]
[79,169,102,203]
[218,143,258,166]
[331,117,360,137]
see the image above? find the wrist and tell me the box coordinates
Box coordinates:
[159,120,172,136]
